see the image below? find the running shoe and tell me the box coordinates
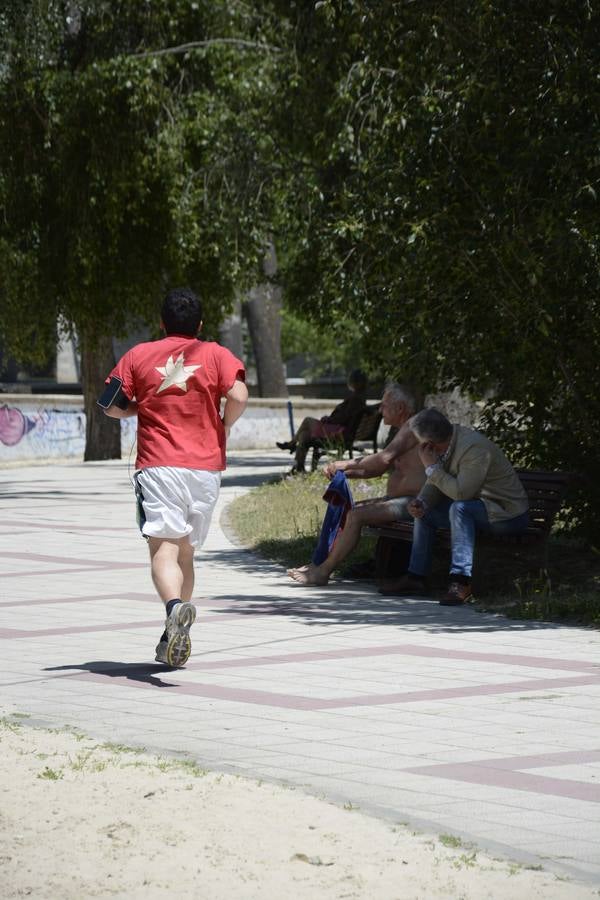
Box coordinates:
[155,640,169,664]
[163,601,197,667]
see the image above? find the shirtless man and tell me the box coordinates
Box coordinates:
[288,383,425,586]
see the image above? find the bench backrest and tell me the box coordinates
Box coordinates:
[338,402,373,449]
[517,470,571,537]
[353,405,382,447]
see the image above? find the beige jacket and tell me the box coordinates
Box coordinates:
[420,425,528,523]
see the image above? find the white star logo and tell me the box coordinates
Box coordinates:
[155,353,201,394]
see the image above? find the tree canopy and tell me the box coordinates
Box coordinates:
[0,0,289,453]
[1,1,599,540]
[0,0,284,353]
[269,1,600,542]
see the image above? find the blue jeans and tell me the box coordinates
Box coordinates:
[408,499,529,579]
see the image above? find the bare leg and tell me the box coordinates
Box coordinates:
[288,499,409,586]
[178,539,195,602]
[288,512,362,585]
[148,536,195,604]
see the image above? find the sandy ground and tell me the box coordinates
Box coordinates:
[1,716,597,900]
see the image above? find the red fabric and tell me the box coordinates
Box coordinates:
[308,421,346,440]
[109,335,245,471]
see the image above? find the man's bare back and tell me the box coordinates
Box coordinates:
[383,424,426,499]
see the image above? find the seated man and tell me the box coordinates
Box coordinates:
[288,383,425,585]
[380,407,529,606]
[276,369,368,474]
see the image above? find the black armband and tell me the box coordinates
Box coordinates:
[97,376,130,410]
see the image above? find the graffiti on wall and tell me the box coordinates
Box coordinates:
[1,398,304,459]
[30,407,86,446]
[0,402,86,459]
[0,404,37,446]
[0,401,139,461]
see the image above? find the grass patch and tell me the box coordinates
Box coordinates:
[227,471,386,571]
[227,471,600,627]
[439,833,466,849]
[155,757,208,777]
[474,540,600,627]
[125,756,208,778]
[101,741,146,755]
[37,766,63,781]
[0,717,21,733]
[451,851,478,870]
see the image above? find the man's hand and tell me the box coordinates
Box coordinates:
[323,460,344,479]
[408,497,427,519]
[418,441,439,468]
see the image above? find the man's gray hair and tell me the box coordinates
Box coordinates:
[383,382,418,414]
[410,407,453,443]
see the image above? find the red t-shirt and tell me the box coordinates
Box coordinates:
[109,335,245,471]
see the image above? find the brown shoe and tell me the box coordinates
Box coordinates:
[378,573,428,596]
[440,581,473,606]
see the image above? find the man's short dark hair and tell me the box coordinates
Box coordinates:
[161,288,203,336]
[410,407,453,443]
[348,369,368,392]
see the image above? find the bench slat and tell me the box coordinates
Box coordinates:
[364,469,570,553]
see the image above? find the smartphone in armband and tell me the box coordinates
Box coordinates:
[97,376,130,411]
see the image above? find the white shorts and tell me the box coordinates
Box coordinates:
[134,467,221,548]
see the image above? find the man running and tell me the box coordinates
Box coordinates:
[100,288,247,666]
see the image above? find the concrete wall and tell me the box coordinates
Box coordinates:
[0,390,479,465]
[1,395,88,463]
[0,394,384,464]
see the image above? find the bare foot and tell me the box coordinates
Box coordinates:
[287,564,310,574]
[287,564,330,586]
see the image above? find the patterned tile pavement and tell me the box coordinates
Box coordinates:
[1,451,599,885]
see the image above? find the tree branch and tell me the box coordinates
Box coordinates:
[131,38,282,60]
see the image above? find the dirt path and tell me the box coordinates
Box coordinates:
[1,716,597,900]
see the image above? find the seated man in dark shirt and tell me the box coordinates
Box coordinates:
[277,369,368,474]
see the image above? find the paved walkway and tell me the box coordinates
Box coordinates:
[1,452,599,886]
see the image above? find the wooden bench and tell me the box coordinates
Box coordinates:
[364,469,571,578]
[352,404,383,454]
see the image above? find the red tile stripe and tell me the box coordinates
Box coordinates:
[185,643,599,674]
[0,592,155,608]
[62,670,600,711]
[406,750,600,803]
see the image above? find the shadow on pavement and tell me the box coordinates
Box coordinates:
[220,472,285,490]
[220,454,287,489]
[199,548,566,635]
[209,590,565,634]
[0,486,106,501]
[44,661,177,687]
[224,455,283,470]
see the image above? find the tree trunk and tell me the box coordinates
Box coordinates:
[243,241,288,397]
[218,297,244,360]
[80,332,121,461]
